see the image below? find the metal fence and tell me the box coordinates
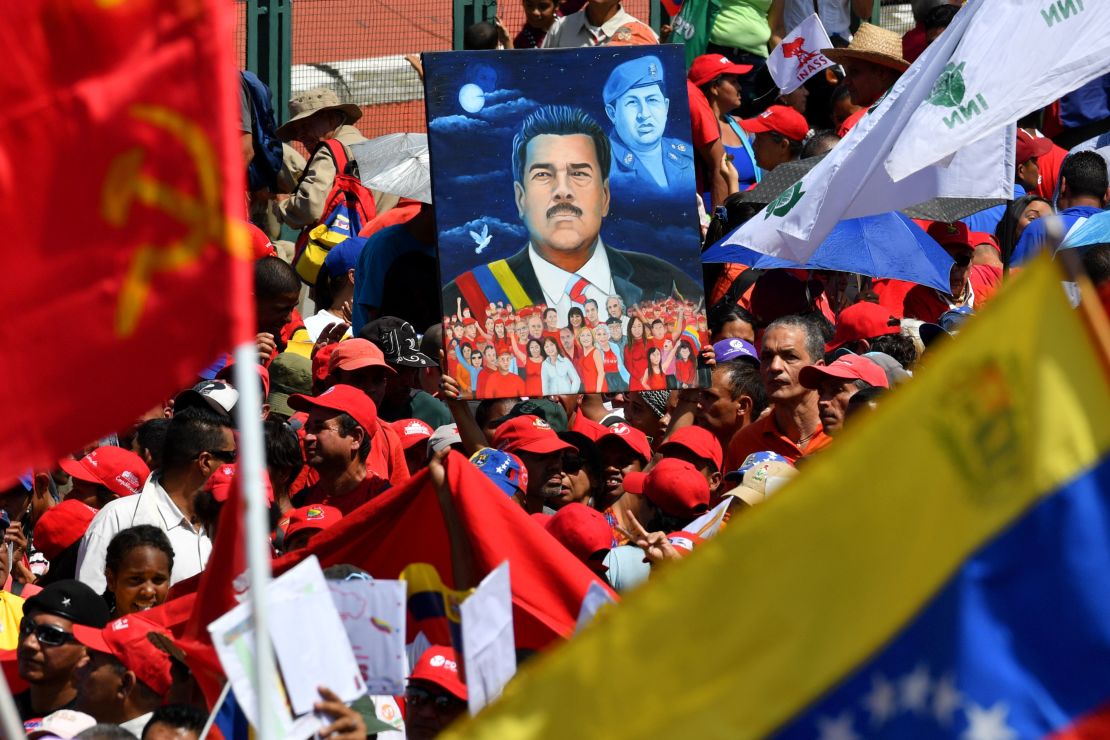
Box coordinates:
[236,0,916,140]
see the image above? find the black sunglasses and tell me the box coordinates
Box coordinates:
[20,618,76,647]
[562,454,584,475]
[405,686,464,712]
[205,449,238,463]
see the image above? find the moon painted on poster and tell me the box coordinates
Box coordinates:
[459,84,486,113]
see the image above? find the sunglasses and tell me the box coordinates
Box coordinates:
[562,454,584,475]
[405,686,464,712]
[949,252,972,267]
[205,449,238,463]
[19,618,76,647]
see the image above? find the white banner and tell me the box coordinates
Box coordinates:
[721,0,1012,263]
[767,14,835,95]
[460,561,516,716]
[887,0,1110,181]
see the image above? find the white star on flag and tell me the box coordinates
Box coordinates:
[816,710,860,740]
[862,673,897,727]
[899,663,932,713]
[962,701,1017,740]
[932,673,963,726]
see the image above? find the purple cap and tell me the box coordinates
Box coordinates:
[713,338,759,365]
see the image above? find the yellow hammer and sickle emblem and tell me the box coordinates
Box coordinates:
[101,104,249,337]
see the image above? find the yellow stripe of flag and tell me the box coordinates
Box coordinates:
[488,259,532,310]
[445,256,1110,739]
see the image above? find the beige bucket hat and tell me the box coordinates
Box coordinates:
[276,87,362,140]
[822,23,910,72]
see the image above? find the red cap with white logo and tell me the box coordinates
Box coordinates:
[409,646,468,701]
[59,446,149,499]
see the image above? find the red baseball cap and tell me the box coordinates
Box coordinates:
[59,446,149,499]
[328,338,395,374]
[799,354,890,390]
[543,503,611,574]
[203,463,274,504]
[970,231,1001,253]
[687,54,754,87]
[72,615,173,696]
[409,646,467,701]
[741,105,809,142]
[313,344,337,385]
[34,500,97,561]
[289,383,380,436]
[825,302,901,352]
[926,221,974,251]
[658,426,723,472]
[1016,129,1053,165]
[624,458,710,519]
[492,415,575,455]
[247,222,278,259]
[284,504,343,540]
[596,422,652,463]
[391,418,434,449]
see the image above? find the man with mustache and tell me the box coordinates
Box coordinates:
[443,104,700,331]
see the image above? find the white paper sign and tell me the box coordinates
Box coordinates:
[328,578,408,696]
[459,561,515,715]
[684,498,731,540]
[209,556,365,737]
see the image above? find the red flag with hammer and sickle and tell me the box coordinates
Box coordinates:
[0,0,252,485]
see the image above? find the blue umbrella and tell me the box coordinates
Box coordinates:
[1060,209,1110,251]
[702,212,954,293]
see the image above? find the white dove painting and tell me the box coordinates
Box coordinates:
[470,222,492,254]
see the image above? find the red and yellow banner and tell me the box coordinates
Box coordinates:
[0,0,251,483]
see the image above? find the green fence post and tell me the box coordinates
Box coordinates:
[453,0,500,49]
[871,0,882,26]
[248,0,292,124]
[650,0,664,36]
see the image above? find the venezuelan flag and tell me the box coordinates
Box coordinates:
[401,563,472,650]
[446,256,1110,738]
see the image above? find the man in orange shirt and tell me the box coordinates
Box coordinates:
[723,316,833,471]
[485,350,527,398]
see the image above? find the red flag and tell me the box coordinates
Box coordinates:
[273,452,613,649]
[0,0,251,485]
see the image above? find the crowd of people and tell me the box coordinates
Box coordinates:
[5,0,1110,737]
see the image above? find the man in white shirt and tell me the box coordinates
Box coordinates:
[443,105,701,327]
[75,407,233,593]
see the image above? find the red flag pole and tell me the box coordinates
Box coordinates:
[233,344,278,737]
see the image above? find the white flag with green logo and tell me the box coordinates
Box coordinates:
[886,0,1110,181]
[718,0,1011,263]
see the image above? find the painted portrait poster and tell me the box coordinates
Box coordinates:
[424,45,708,400]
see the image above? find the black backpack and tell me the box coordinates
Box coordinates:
[241,71,285,192]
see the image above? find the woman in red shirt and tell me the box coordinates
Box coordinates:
[642,346,667,391]
[624,317,649,391]
[522,338,545,396]
[576,326,604,393]
[672,340,697,389]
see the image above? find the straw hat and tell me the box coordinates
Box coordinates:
[276,87,362,140]
[821,23,910,72]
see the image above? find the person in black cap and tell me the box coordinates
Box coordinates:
[15,579,110,720]
[360,317,452,429]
